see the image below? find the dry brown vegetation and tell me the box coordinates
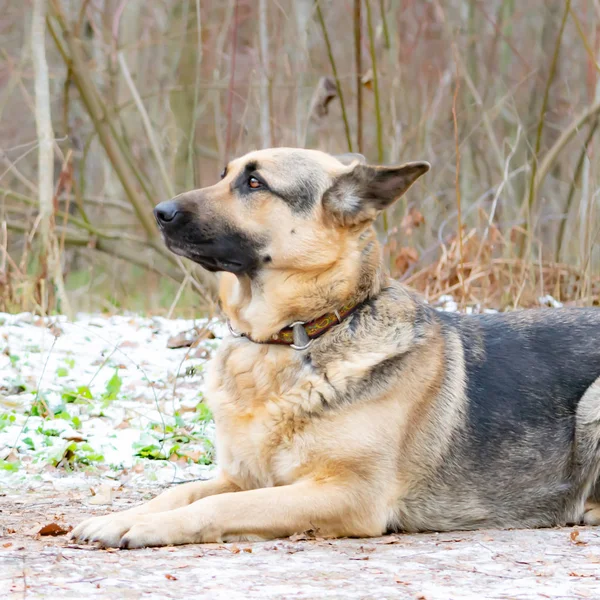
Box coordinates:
[1,0,599,316]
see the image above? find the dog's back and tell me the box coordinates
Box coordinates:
[398,307,600,532]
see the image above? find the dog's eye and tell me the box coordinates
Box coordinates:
[248,176,262,189]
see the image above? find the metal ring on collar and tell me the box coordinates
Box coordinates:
[290,322,312,351]
[227,320,243,338]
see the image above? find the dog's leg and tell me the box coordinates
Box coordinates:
[583,501,600,525]
[576,377,600,526]
[71,475,239,546]
[583,479,600,525]
[109,480,382,548]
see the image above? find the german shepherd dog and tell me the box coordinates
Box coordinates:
[72,148,600,548]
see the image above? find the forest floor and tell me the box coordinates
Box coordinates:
[2,304,600,599]
[2,487,600,599]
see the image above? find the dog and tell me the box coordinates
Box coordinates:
[72,147,600,548]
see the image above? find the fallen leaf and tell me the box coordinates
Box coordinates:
[243,547,253,553]
[165,574,177,580]
[38,523,71,536]
[167,328,214,349]
[62,434,86,442]
[570,529,587,546]
[88,484,114,505]
[376,535,403,545]
[3,542,12,547]
[119,340,138,348]
[289,529,318,542]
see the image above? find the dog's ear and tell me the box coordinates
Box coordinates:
[323,161,430,226]
[332,153,367,166]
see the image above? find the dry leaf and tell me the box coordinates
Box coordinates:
[167,328,214,349]
[167,332,195,349]
[361,68,373,90]
[570,529,587,545]
[394,247,419,275]
[62,434,86,442]
[88,484,114,506]
[376,535,403,545]
[191,348,211,360]
[289,529,318,542]
[38,522,71,536]
[401,207,425,235]
[165,574,177,580]
[119,340,138,348]
[308,76,337,118]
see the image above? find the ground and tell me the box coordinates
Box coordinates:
[2,302,600,599]
[2,486,600,599]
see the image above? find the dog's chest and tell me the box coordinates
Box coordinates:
[204,339,324,488]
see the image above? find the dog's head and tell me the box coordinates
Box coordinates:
[155,148,429,280]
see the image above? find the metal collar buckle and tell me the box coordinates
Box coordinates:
[289,321,313,351]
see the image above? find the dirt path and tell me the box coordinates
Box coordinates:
[2,486,600,599]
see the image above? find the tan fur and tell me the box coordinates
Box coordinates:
[72,147,600,548]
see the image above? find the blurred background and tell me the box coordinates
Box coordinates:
[1,0,599,318]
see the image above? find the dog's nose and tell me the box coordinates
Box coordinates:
[154,200,180,225]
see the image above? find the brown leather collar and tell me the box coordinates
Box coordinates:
[227,299,362,350]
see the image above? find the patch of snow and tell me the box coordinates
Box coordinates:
[0,312,220,489]
[539,294,564,308]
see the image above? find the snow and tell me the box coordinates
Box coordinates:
[0,312,220,490]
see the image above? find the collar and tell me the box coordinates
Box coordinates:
[226,299,362,350]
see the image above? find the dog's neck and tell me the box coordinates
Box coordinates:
[219,229,387,342]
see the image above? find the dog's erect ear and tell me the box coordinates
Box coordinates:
[323,161,430,226]
[332,153,367,166]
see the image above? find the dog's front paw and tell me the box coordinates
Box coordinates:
[71,513,139,547]
[118,521,173,549]
[584,502,600,526]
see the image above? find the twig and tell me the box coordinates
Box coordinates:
[522,0,571,258]
[569,6,600,74]
[258,0,272,148]
[475,126,522,263]
[117,51,175,198]
[365,0,383,162]
[555,118,599,262]
[225,0,240,158]
[187,0,203,187]
[47,6,157,238]
[354,0,363,152]
[451,43,465,303]
[379,0,390,49]
[527,97,600,224]
[316,1,353,152]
